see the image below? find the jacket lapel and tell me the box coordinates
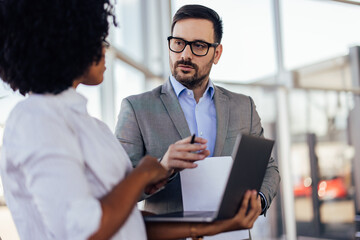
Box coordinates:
[213,86,229,156]
[160,79,191,139]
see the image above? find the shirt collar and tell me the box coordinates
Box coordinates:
[61,88,88,114]
[169,75,215,99]
[31,87,88,114]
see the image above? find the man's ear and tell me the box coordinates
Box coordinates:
[213,44,223,65]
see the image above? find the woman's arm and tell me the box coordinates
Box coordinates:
[89,156,168,240]
[145,190,261,240]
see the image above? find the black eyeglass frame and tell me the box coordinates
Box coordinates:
[167,36,219,57]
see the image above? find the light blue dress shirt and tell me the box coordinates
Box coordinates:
[170,75,217,157]
[169,76,268,214]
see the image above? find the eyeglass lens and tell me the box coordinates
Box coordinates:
[169,38,209,56]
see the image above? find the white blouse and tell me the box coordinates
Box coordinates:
[0,88,146,240]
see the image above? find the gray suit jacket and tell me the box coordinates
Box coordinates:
[115,79,280,215]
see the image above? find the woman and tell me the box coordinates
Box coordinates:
[0,0,260,239]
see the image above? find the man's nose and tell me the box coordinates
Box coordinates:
[180,44,193,60]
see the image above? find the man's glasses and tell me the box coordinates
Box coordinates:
[167,36,219,57]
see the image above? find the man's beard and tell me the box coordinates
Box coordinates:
[172,57,214,90]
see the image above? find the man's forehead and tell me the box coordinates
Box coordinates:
[172,18,215,42]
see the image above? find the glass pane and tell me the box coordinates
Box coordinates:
[282,0,360,70]
[317,142,354,223]
[292,142,314,222]
[114,60,145,115]
[290,89,355,237]
[113,0,143,62]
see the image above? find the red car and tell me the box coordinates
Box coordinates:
[293,177,347,200]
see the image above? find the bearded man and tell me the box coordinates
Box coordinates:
[115,4,280,239]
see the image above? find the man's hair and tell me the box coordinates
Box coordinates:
[0,0,115,95]
[171,4,223,44]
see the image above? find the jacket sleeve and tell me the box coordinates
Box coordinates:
[249,96,280,213]
[115,98,145,167]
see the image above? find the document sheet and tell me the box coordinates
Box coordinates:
[180,156,249,240]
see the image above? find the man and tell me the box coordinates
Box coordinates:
[115,4,280,238]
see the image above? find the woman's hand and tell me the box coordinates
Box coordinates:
[229,190,262,230]
[146,191,262,240]
[136,156,168,184]
[136,156,169,195]
[193,190,261,237]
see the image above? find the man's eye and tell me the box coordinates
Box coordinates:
[194,42,206,49]
[175,40,184,45]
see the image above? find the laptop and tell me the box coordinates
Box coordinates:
[144,133,275,222]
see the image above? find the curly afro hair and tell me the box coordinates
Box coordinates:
[0,0,115,95]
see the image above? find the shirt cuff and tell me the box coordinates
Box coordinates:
[158,157,178,183]
[258,191,268,216]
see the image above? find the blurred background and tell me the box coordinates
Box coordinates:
[2,0,360,239]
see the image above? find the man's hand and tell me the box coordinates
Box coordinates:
[160,135,210,172]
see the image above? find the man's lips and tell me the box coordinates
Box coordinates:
[178,64,194,71]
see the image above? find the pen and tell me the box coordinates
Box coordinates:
[190,134,196,144]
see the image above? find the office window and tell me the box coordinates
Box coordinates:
[114,60,146,116]
[282,0,360,70]
[113,0,143,63]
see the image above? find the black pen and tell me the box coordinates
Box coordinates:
[190,134,196,144]
[190,134,197,158]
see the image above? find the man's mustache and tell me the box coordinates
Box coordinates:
[175,60,198,70]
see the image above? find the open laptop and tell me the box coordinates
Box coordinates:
[144,133,274,223]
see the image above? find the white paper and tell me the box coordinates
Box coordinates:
[180,156,249,239]
[181,156,232,211]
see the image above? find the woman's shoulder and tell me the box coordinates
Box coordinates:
[11,94,59,119]
[5,93,68,137]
